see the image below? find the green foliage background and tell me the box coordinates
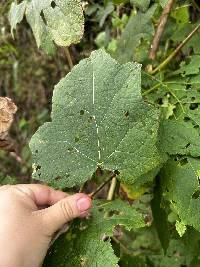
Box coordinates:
[2,0,200,266]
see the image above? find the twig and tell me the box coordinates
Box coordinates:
[79,182,86,193]
[107,176,117,200]
[64,47,74,70]
[9,151,22,163]
[149,0,174,60]
[89,173,116,198]
[151,22,200,74]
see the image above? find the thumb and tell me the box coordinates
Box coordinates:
[39,193,92,234]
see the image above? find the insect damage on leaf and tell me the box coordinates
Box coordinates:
[30,49,163,188]
[161,157,200,232]
[43,199,144,267]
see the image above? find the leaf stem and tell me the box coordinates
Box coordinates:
[64,47,74,70]
[150,23,200,74]
[107,176,117,200]
[89,173,116,198]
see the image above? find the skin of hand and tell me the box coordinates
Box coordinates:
[0,184,92,267]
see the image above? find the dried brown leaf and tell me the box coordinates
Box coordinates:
[0,97,17,152]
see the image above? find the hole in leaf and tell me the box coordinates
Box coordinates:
[38,173,41,177]
[51,1,56,8]
[114,170,120,175]
[40,11,47,25]
[186,84,191,90]
[102,235,109,242]
[191,97,195,101]
[157,98,163,105]
[55,176,62,181]
[184,117,190,122]
[194,125,199,129]
[189,103,198,110]
[124,111,129,118]
[80,110,84,115]
[192,189,200,199]
[88,116,93,123]
[179,158,188,166]
[67,147,73,152]
[36,165,41,171]
[35,150,38,154]
[185,143,190,148]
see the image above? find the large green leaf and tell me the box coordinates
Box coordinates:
[161,158,200,232]
[9,0,84,53]
[43,199,144,267]
[30,49,162,188]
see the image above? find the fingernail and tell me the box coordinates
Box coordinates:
[77,197,91,212]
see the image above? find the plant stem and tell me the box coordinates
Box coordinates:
[142,82,162,96]
[149,0,174,60]
[64,47,74,70]
[107,176,117,200]
[89,173,116,198]
[151,23,200,74]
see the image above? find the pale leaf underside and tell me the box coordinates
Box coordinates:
[9,0,84,53]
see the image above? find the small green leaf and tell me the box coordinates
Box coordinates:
[130,0,150,12]
[8,1,27,36]
[30,50,162,188]
[175,220,187,237]
[174,55,200,76]
[114,5,157,63]
[159,120,200,157]
[99,2,114,27]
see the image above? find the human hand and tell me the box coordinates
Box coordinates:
[0,184,92,267]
